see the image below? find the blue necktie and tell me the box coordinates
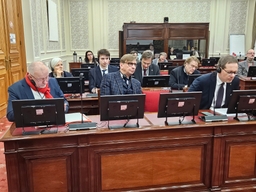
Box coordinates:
[102,70,106,75]
[216,83,224,108]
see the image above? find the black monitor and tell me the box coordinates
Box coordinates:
[71,68,90,80]
[201,59,216,66]
[142,75,169,87]
[247,66,256,77]
[12,98,65,134]
[56,77,84,94]
[158,62,173,70]
[188,74,202,87]
[81,63,95,69]
[100,94,145,129]
[110,58,120,63]
[209,57,220,64]
[157,92,202,125]
[176,52,183,59]
[109,63,120,69]
[227,90,256,121]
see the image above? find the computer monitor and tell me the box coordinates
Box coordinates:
[56,77,84,94]
[227,90,256,121]
[209,57,220,64]
[100,94,145,129]
[201,59,216,66]
[188,74,202,87]
[247,66,256,77]
[12,98,65,132]
[176,52,183,59]
[110,58,120,63]
[71,68,90,80]
[157,92,202,125]
[109,63,120,69]
[81,63,95,69]
[182,51,193,59]
[158,62,173,70]
[142,75,169,87]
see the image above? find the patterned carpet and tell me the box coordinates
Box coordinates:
[0,117,12,192]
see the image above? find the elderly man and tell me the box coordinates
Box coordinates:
[100,54,142,95]
[7,61,69,122]
[237,49,256,76]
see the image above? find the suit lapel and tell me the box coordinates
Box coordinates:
[21,79,34,99]
[209,73,217,105]
[114,72,123,94]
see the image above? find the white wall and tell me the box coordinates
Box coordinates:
[22,0,256,71]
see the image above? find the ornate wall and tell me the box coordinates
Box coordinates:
[22,0,255,69]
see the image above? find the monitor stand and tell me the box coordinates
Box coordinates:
[22,126,58,135]
[234,113,256,122]
[108,119,139,129]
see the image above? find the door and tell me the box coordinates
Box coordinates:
[0,0,26,118]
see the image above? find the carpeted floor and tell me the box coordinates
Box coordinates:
[0,117,12,192]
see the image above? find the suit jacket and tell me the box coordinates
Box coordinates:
[7,78,69,122]
[188,72,240,109]
[169,66,200,89]
[89,65,119,92]
[133,62,160,83]
[238,60,256,76]
[49,71,73,77]
[100,71,142,95]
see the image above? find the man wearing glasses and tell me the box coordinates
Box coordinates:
[100,54,142,95]
[237,49,256,76]
[132,50,160,83]
[169,56,200,90]
[7,61,69,122]
[188,55,240,109]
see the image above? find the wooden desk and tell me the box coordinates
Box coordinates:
[239,76,256,90]
[67,94,99,115]
[1,113,256,191]
[69,62,82,71]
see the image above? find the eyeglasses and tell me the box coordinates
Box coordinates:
[31,74,49,82]
[125,62,137,67]
[222,68,237,75]
[188,63,198,69]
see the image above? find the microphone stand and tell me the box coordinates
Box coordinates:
[68,74,96,130]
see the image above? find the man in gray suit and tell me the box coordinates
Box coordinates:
[132,50,160,83]
[100,54,142,95]
[237,49,256,76]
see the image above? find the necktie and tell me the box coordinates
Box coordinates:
[216,83,224,108]
[123,76,129,85]
[143,69,147,76]
[102,70,106,75]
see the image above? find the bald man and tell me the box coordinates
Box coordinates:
[7,61,69,122]
[237,49,256,76]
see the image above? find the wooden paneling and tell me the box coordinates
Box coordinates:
[122,23,209,57]
[2,115,256,191]
[0,0,26,118]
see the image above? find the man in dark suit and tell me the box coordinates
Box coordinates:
[188,55,240,109]
[133,50,160,83]
[7,61,69,122]
[100,54,142,95]
[89,49,119,93]
[169,56,200,90]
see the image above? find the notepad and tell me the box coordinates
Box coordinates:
[65,113,91,124]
